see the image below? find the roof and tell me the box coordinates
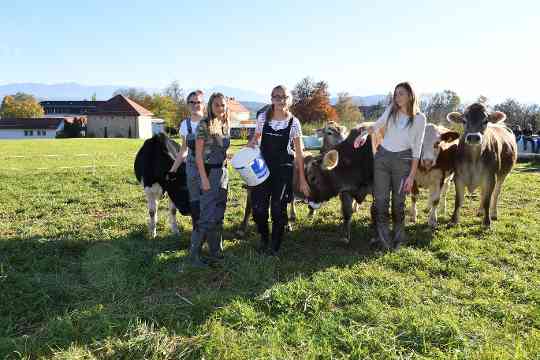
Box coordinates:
[228,98,250,114]
[93,95,153,116]
[40,100,105,107]
[0,118,65,130]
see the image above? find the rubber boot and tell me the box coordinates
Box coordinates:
[189,230,207,268]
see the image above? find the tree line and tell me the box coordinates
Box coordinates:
[1,78,539,133]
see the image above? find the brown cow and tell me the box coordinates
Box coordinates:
[447,103,517,228]
[411,124,460,228]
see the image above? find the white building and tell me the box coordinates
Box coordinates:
[86,95,154,139]
[0,118,65,139]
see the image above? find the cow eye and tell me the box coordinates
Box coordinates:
[433,141,440,148]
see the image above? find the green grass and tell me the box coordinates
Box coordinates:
[0,138,539,359]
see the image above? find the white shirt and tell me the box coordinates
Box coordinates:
[179,118,200,137]
[373,106,426,159]
[255,112,303,155]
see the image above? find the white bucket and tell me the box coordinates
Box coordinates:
[231,147,270,186]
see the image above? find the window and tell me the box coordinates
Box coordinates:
[24,130,28,136]
[29,130,33,136]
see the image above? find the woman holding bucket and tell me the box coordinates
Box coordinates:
[353,81,426,250]
[169,90,205,237]
[247,85,310,256]
[189,92,231,267]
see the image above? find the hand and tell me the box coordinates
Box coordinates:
[201,177,210,192]
[403,175,415,194]
[299,179,310,198]
[353,132,368,149]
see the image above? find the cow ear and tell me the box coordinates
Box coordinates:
[447,112,464,123]
[322,150,339,171]
[440,131,460,142]
[488,111,506,123]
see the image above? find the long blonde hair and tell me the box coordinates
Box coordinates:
[387,81,420,128]
[205,92,229,143]
[265,85,292,121]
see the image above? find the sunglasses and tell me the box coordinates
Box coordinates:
[189,101,202,105]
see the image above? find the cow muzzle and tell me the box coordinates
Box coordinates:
[465,133,483,145]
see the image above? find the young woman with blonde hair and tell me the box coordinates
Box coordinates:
[189,92,231,266]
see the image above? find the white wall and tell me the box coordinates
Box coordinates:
[137,116,154,139]
[0,129,57,139]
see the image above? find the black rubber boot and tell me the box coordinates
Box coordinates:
[207,227,224,262]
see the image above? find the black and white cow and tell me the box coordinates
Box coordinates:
[134,133,190,238]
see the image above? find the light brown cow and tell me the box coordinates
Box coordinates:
[411,124,460,228]
[447,103,517,228]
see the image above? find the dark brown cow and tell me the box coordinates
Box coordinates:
[447,103,517,228]
[411,124,460,228]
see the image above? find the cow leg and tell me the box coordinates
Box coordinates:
[481,175,496,229]
[450,178,465,226]
[289,201,297,222]
[237,188,252,238]
[286,201,296,232]
[440,176,452,215]
[477,186,486,217]
[427,183,443,229]
[352,200,359,213]
[144,184,162,238]
[410,183,419,223]
[339,192,354,245]
[490,174,506,221]
[168,198,180,235]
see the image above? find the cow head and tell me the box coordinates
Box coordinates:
[302,151,339,203]
[447,103,506,146]
[315,122,348,152]
[420,124,460,170]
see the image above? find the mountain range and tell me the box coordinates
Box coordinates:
[0,82,387,107]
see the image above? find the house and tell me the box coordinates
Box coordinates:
[86,95,154,138]
[0,118,65,139]
[228,98,255,138]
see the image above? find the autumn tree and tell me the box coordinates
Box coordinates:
[151,94,178,130]
[291,77,337,124]
[335,92,363,126]
[420,90,460,124]
[0,93,45,118]
[163,81,190,125]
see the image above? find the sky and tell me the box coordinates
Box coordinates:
[1,0,539,103]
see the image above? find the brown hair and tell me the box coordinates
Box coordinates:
[186,89,204,103]
[387,81,420,128]
[265,85,292,122]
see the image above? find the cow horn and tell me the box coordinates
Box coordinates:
[322,150,339,170]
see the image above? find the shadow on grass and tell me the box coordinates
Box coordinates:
[0,212,433,358]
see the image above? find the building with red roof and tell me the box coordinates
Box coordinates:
[86,95,155,138]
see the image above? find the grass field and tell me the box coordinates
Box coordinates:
[1,138,539,359]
